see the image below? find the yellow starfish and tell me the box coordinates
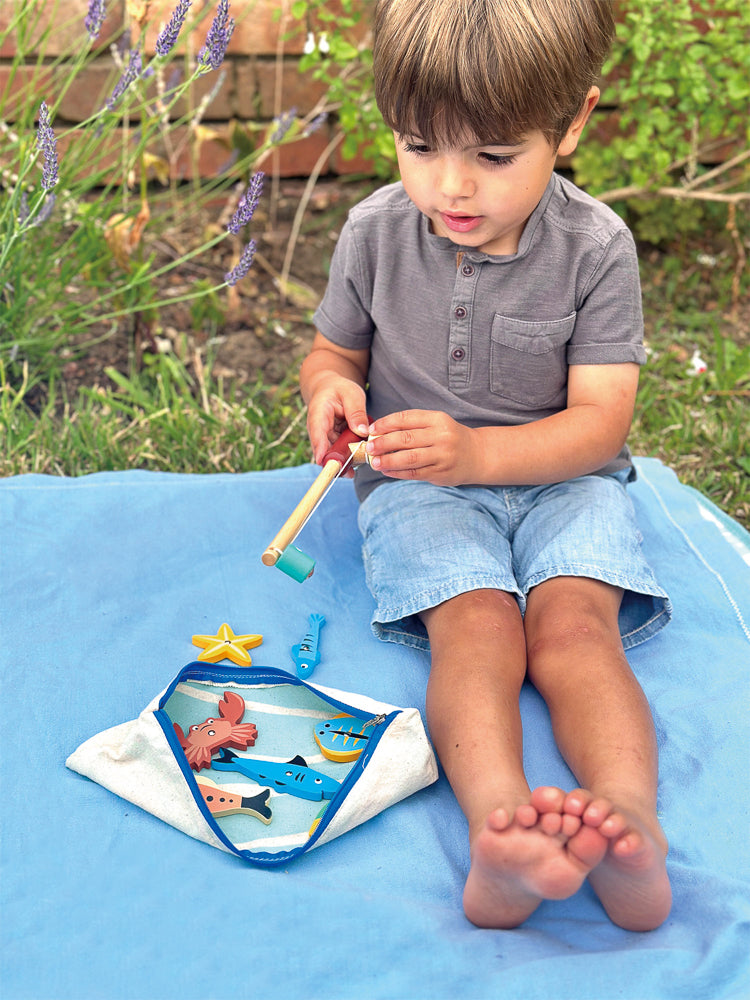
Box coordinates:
[191,623,263,666]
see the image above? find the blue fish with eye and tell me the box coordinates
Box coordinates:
[212,748,341,801]
[291,613,326,679]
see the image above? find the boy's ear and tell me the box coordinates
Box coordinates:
[557,86,600,157]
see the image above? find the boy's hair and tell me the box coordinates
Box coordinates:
[373,0,615,149]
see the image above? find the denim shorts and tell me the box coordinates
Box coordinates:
[357,472,671,652]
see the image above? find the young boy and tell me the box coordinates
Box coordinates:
[300,0,673,931]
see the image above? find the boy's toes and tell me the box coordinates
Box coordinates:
[581,796,618,828]
[514,803,539,828]
[561,812,583,838]
[599,810,630,841]
[563,790,618,830]
[566,824,609,869]
[539,811,564,836]
[609,826,650,861]
[562,788,595,818]
[530,786,566,814]
[485,807,513,832]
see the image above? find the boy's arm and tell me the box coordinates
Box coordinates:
[300,331,371,465]
[365,362,640,486]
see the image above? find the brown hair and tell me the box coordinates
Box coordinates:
[373,0,614,148]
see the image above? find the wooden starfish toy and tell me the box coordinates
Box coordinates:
[191,623,263,666]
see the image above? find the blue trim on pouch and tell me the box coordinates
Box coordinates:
[154,662,396,866]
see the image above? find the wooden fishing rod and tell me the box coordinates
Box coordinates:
[262,425,369,581]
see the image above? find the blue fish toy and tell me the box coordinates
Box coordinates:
[291,613,326,680]
[211,748,340,801]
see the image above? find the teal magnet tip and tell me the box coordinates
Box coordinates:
[275,545,316,583]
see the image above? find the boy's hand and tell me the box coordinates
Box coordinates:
[306,374,369,471]
[300,332,370,471]
[365,410,479,486]
[364,364,640,488]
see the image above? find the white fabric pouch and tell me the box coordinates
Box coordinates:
[67,662,438,864]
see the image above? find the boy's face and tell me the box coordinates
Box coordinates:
[394,107,591,256]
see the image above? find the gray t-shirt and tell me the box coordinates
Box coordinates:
[313,173,645,500]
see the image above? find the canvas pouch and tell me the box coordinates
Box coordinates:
[66,662,438,864]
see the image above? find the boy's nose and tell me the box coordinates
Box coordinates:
[438,159,475,199]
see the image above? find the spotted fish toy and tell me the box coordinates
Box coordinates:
[314,713,384,763]
[196,776,273,824]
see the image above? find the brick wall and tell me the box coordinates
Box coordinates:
[1,0,737,183]
[1,0,373,181]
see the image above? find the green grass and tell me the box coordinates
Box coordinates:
[2,228,748,531]
[630,240,750,528]
[630,340,749,526]
[3,334,747,530]
[0,355,311,476]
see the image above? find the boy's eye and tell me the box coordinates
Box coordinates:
[402,141,432,156]
[479,152,518,168]
[401,141,518,168]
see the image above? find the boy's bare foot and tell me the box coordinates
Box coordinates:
[561,788,672,931]
[463,789,610,928]
[463,786,671,930]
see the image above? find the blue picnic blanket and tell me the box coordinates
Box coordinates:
[1,458,748,1000]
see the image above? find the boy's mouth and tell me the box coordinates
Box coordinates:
[440,212,483,234]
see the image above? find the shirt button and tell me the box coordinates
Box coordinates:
[451,348,465,361]
[454,306,467,319]
[461,263,475,276]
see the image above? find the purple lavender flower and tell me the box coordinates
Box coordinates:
[270,108,297,144]
[302,112,328,137]
[19,191,56,229]
[106,46,143,110]
[166,66,184,91]
[224,239,256,286]
[155,0,192,57]
[85,0,106,41]
[35,194,57,227]
[36,102,58,191]
[17,192,30,227]
[226,172,265,235]
[197,0,235,73]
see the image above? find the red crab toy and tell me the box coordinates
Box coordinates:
[174,690,258,771]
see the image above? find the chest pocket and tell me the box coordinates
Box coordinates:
[490,313,576,408]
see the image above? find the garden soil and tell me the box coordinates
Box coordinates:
[56,177,748,407]
[56,178,375,403]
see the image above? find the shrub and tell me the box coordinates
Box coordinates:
[573,0,750,243]
[0,0,318,392]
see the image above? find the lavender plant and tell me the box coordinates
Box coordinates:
[84,0,107,41]
[0,0,315,392]
[155,0,191,56]
[196,0,235,72]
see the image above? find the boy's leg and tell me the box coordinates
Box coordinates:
[422,589,529,834]
[421,589,622,929]
[523,576,672,931]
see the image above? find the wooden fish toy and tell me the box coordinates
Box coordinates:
[211,748,341,802]
[291,613,326,680]
[314,713,383,763]
[196,776,273,824]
